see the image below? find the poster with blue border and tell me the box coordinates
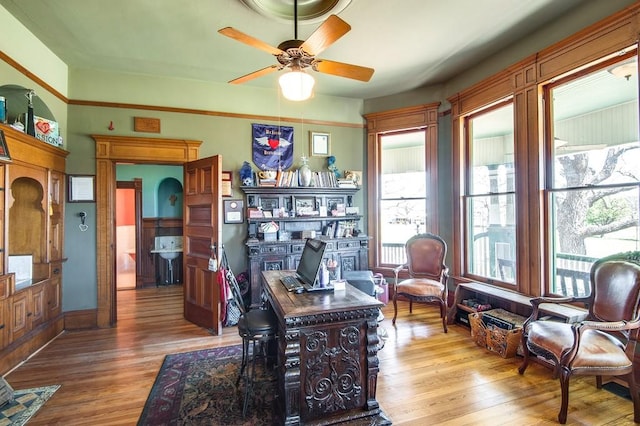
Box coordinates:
[252,123,293,170]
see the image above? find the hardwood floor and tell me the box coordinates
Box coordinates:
[5,286,637,425]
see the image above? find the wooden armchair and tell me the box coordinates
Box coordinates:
[518,251,640,424]
[392,233,449,333]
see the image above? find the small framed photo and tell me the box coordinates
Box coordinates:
[310,131,330,156]
[223,199,244,224]
[68,175,96,202]
[221,170,232,197]
[260,197,279,211]
[0,130,11,162]
[295,196,316,216]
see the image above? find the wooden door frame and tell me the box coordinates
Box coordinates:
[116,179,143,288]
[93,135,201,328]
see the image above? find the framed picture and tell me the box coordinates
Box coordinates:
[68,175,96,202]
[295,196,316,216]
[221,170,232,197]
[0,130,11,162]
[223,199,244,224]
[310,131,330,156]
[260,197,279,211]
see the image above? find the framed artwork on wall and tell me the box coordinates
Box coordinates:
[221,170,233,197]
[224,199,244,224]
[310,131,330,156]
[68,175,96,202]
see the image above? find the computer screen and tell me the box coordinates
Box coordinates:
[296,238,327,286]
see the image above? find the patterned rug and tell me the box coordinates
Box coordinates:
[0,385,60,426]
[137,345,276,426]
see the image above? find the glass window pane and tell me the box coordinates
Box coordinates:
[466,194,516,281]
[469,104,514,195]
[551,61,639,189]
[378,130,428,266]
[550,188,640,296]
[381,132,426,198]
[380,199,426,265]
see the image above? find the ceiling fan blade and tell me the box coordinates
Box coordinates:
[314,59,374,82]
[218,27,284,56]
[229,65,280,84]
[300,15,351,56]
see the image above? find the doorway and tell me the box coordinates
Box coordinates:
[93,135,202,327]
[116,179,142,290]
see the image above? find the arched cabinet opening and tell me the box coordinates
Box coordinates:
[8,176,46,287]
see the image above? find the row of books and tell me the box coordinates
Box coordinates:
[256,170,357,188]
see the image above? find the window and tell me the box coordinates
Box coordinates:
[464,102,516,284]
[379,130,427,265]
[364,104,440,272]
[546,54,640,296]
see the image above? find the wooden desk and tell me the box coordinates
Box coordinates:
[262,270,390,425]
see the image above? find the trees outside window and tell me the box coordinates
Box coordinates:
[547,56,639,296]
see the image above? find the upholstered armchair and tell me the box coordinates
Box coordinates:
[518,251,640,424]
[392,233,449,333]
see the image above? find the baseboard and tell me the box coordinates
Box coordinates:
[64,309,98,330]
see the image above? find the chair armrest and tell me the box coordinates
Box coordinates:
[393,263,408,285]
[524,296,588,328]
[577,319,640,333]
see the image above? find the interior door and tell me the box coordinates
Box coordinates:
[183,155,223,335]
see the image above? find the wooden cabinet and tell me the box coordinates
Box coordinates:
[47,265,62,320]
[0,124,67,374]
[241,186,369,307]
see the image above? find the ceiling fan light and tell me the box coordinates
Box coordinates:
[279,70,315,101]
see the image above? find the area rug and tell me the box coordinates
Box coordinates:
[138,345,276,426]
[0,385,60,426]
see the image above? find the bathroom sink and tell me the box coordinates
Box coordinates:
[151,249,182,260]
[152,236,184,260]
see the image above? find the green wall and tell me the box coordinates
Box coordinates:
[117,164,183,217]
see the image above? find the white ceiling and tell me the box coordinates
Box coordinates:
[0,0,592,100]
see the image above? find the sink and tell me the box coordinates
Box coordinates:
[152,236,183,260]
[151,249,182,260]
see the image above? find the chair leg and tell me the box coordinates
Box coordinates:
[237,337,249,386]
[392,293,398,324]
[243,339,257,418]
[518,334,530,374]
[439,301,448,333]
[625,372,640,423]
[558,368,571,424]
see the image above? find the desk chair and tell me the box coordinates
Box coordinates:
[222,251,277,417]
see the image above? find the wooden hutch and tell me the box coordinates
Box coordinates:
[0,124,67,374]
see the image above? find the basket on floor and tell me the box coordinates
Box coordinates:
[469,310,523,358]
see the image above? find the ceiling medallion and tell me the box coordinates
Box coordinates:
[239,0,353,24]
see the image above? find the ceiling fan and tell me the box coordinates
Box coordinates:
[218,1,374,97]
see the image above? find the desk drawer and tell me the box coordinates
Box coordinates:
[260,245,288,255]
[337,240,360,250]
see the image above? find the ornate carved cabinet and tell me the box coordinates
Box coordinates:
[241,186,369,307]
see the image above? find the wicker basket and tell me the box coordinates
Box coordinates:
[469,311,523,358]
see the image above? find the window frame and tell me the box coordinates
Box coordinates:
[542,51,640,296]
[462,99,517,286]
[364,104,440,273]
